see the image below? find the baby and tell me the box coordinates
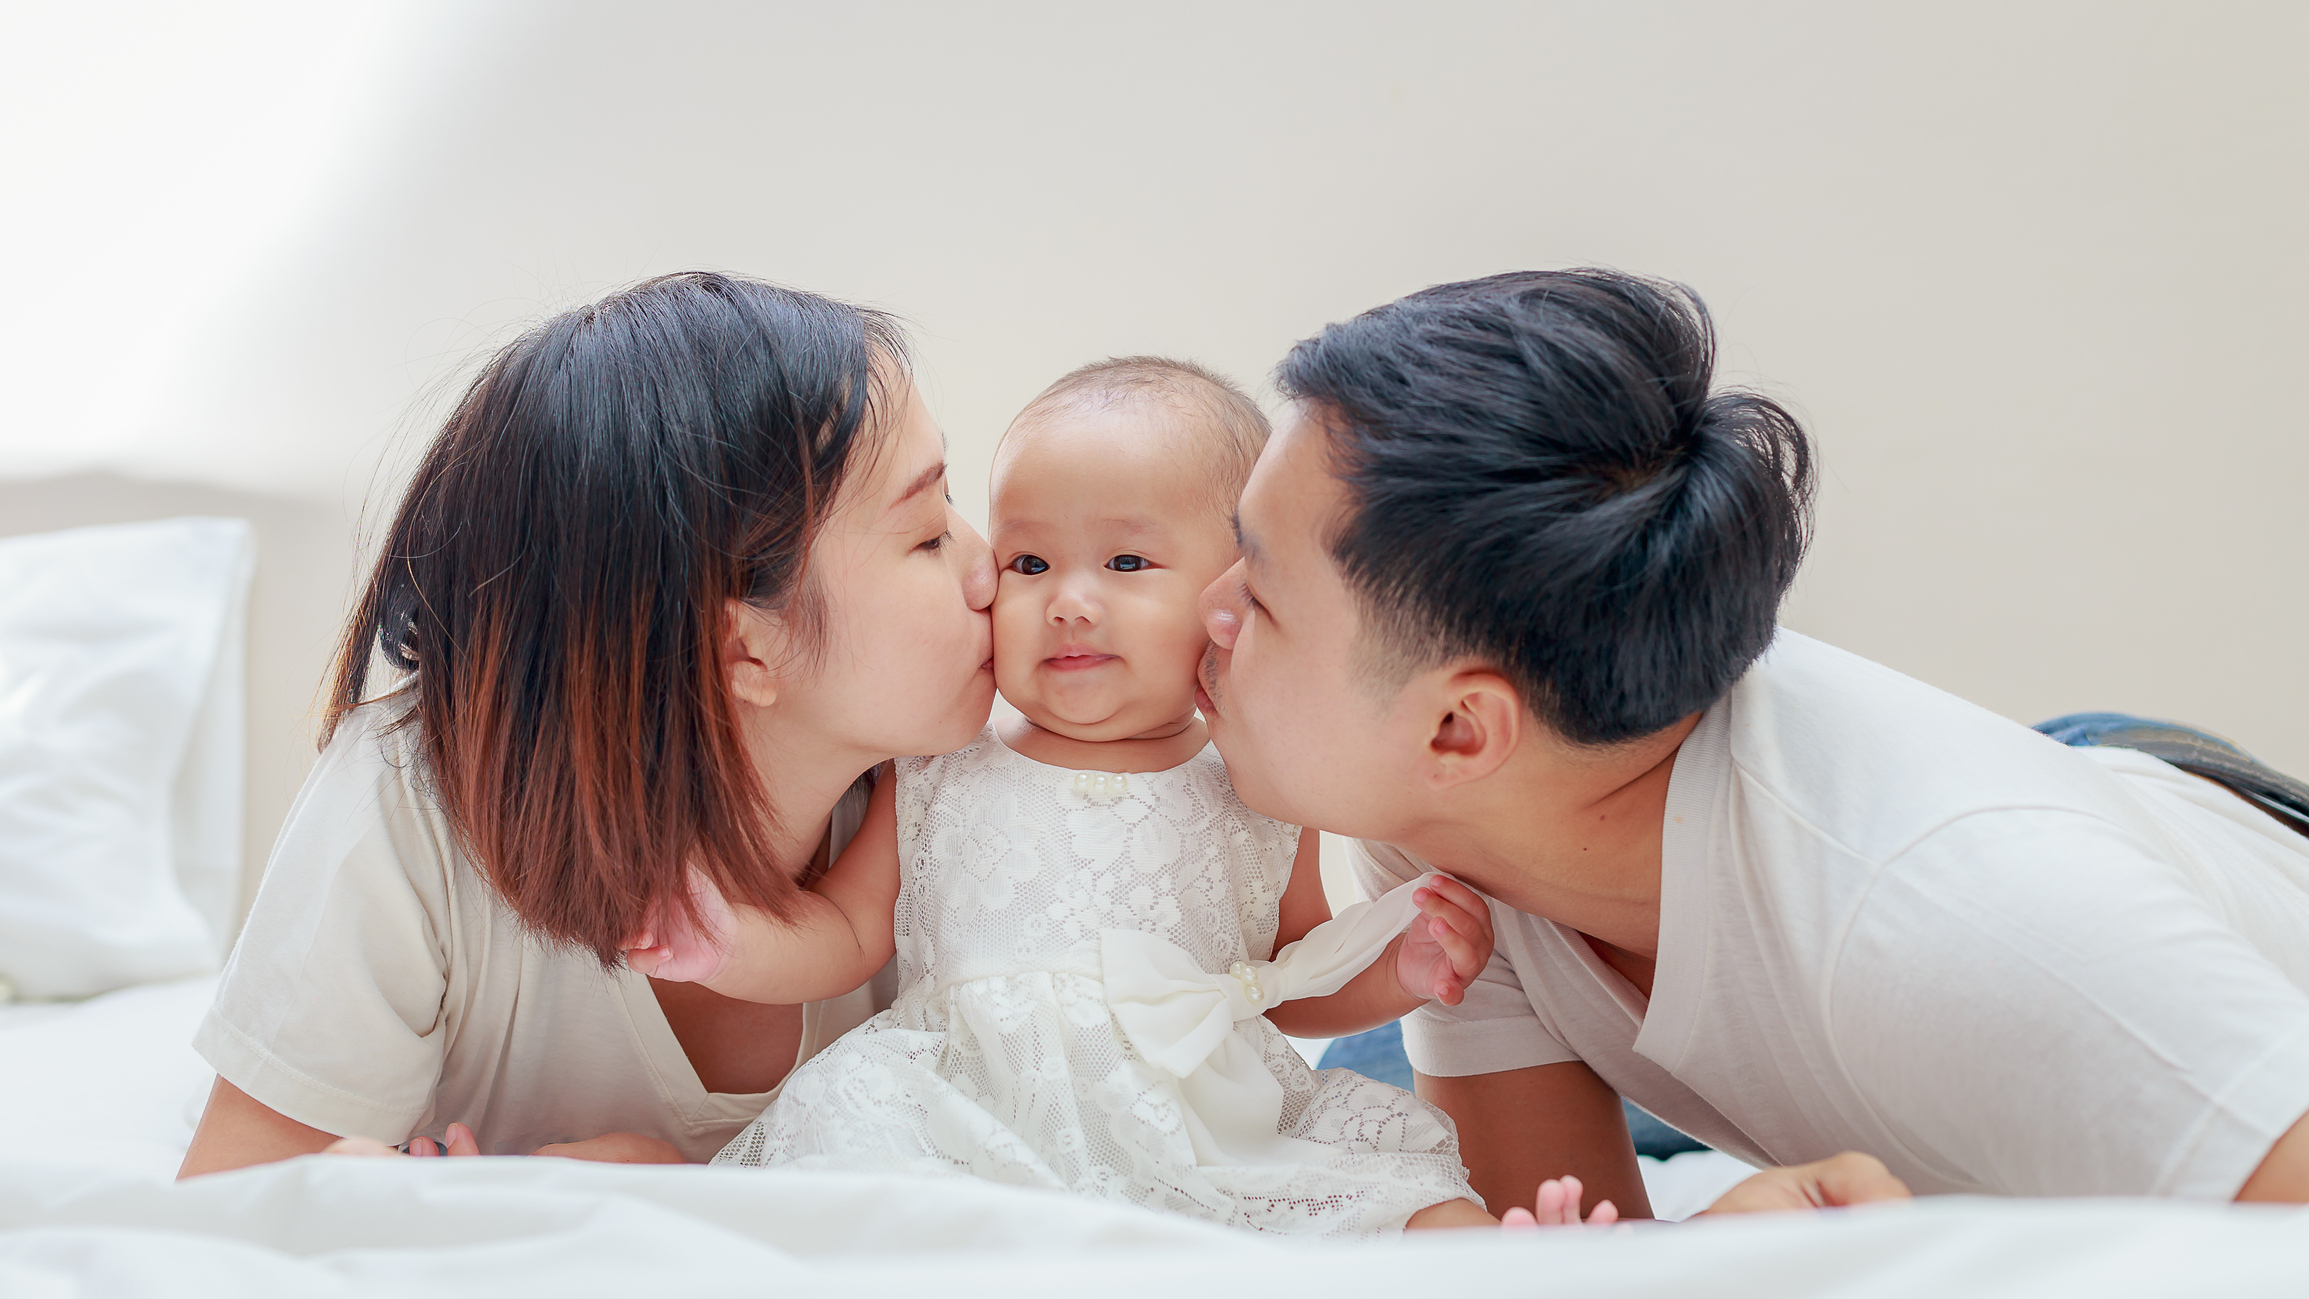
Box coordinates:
[633,359,1538,1234]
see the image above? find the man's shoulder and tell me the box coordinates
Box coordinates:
[1720,631,2141,869]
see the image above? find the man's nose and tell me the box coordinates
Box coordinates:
[1199,562,1244,649]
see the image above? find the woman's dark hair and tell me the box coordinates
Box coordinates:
[325,271,907,963]
[1276,269,1813,745]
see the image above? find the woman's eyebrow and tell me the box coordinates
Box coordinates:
[889,461,947,509]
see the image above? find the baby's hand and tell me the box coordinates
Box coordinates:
[1500,1176,1620,1229]
[621,868,735,984]
[1392,875,1494,1006]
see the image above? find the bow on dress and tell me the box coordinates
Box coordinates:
[1100,872,1451,1166]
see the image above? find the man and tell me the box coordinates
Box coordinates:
[1195,269,2309,1218]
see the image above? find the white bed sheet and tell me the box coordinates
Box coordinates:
[6,979,2306,1297]
[8,1156,2309,1298]
[0,982,1751,1216]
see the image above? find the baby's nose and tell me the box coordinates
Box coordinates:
[1048,575,1100,621]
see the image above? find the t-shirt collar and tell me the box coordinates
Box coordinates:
[1631,696,1733,1072]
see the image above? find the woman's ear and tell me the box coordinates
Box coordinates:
[722,598,789,708]
[1424,670,1523,789]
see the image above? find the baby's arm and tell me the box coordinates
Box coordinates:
[624,767,900,1004]
[1260,832,1495,1038]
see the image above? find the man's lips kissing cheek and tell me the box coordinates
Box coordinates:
[1194,644,1224,716]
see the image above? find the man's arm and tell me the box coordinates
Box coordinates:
[1417,1060,1653,1220]
[1423,1062,1917,1222]
[2238,1110,2309,1201]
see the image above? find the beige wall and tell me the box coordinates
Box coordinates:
[9,2,2304,890]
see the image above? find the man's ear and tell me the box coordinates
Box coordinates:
[723,598,791,708]
[1423,669,1523,789]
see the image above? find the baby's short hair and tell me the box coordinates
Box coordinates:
[1008,356,1272,513]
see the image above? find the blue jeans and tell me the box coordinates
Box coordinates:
[2034,712,2309,835]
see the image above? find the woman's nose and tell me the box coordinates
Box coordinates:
[950,509,995,612]
[1198,562,1244,649]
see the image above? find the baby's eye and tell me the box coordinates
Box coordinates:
[1009,555,1049,576]
[1106,554,1150,573]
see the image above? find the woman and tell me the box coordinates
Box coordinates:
[179,272,996,1173]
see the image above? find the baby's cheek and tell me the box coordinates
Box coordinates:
[988,590,1039,655]
[1155,606,1218,685]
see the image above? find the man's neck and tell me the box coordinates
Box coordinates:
[1388,713,1699,967]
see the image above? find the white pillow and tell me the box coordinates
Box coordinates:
[0,517,254,998]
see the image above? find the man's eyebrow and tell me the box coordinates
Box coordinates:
[890,461,947,509]
[1232,513,1265,567]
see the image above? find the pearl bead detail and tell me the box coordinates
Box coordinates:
[1070,771,1131,801]
[1228,961,1265,1004]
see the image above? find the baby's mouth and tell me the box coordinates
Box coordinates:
[1044,652,1118,673]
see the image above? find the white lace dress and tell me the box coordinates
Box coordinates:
[712,727,1476,1235]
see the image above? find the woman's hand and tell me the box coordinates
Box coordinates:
[1700,1152,1910,1215]
[622,868,736,984]
[532,1132,688,1164]
[1393,876,1495,1006]
[322,1122,481,1158]
[321,1124,684,1165]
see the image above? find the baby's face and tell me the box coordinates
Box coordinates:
[989,406,1240,742]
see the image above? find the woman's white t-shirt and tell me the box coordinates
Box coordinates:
[194,701,892,1161]
[1358,630,2309,1199]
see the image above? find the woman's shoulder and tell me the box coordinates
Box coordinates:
[318,686,421,770]
[261,687,471,902]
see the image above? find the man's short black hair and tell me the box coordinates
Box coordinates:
[1276,269,1814,745]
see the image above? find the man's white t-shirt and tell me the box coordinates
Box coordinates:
[195,701,892,1162]
[1356,630,2309,1198]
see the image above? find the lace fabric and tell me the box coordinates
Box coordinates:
[713,727,1475,1236]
